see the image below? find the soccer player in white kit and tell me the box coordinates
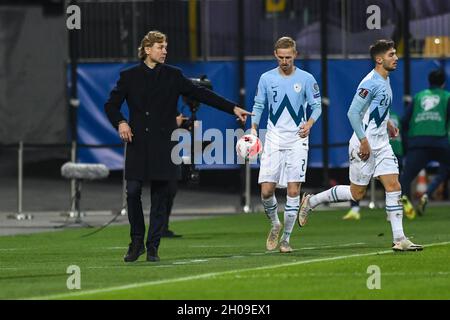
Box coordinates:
[298,40,422,252]
[251,37,322,253]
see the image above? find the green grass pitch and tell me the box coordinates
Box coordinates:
[1,207,449,300]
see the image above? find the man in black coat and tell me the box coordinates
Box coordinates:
[104,30,251,262]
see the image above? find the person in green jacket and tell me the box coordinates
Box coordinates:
[400,69,450,217]
[417,120,450,214]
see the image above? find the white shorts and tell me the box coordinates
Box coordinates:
[258,141,308,188]
[349,141,399,186]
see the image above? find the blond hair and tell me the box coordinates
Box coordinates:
[274,36,297,52]
[138,30,167,60]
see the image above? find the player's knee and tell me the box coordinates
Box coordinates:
[385,180,401,193]
[351,188,366,201]
[261,183,276,199]
[261,189,274,199]
[287,185,300,197]
[287,190,300,197]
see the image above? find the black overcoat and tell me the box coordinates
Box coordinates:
[104,62,236,181]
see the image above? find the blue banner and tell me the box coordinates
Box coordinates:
[75,59,449,170]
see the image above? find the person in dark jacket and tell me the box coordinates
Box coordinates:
[104,30,251,262]
[400,69,450,217]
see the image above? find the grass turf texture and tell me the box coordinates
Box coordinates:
[1,207,449,300]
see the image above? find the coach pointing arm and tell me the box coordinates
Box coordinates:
[103,30,252,263]
[178,72,252,123]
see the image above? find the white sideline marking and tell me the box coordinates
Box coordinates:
[26,241,450,300]
[232,271,450,279]
[173,259,209,265]
[100,243,367,266]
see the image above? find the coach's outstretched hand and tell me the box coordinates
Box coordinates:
[176,113,189,127]
[233,106,253,123]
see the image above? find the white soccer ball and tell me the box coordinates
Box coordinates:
[236,134,263,160]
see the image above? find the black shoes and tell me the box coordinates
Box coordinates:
[123,243,160,262]
[147,246,160,262]
[123,242,145,262]
[161,230,182,238]
[123,240,162,262]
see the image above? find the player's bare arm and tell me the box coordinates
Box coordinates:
[387,119,399,138]
[251,123,259,136]
[358,137,371,161]
[299,118,315,138]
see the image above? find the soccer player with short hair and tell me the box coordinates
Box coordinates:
[298,39,423,252]
[251,36,322,253]
[342,109,405,221]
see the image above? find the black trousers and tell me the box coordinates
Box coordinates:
[126,180,169,249]
[163,179,178,232]
[400,147,450,199]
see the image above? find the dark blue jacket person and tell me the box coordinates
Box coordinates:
[105,30,251,262]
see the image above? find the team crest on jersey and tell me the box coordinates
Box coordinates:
[294,83,302,93]
[421,95,440,111]
[358,88,369,99]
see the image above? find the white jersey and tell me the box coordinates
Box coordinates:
[252,67,321,149]
[349,70,392,150]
